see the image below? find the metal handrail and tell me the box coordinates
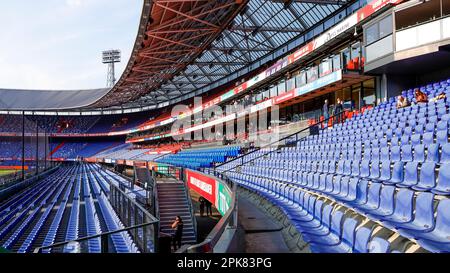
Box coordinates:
[184,175,237,253]
[150,166,198,243]
[180,168,198,242]
[215,111,346,174]
[33,220,158,253]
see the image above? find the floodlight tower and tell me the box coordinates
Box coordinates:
[102,49,121,88]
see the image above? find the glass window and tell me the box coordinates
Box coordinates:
[270,86,278,97]
[379,15,393,39]
[342,48,351,70]
[362,79,376,106]
[306,66,318,83]
[366,23,379,45]
[351,84,361,110]
[286,77,296,91]
[395,0,441,30]
[351,42,361,59]
[342,87,352,104]
[278,81,286,94]
[445,0,450,16]
[332,55,341,71]
[319,58,332,77]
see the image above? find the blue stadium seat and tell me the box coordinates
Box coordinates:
[368,237,391,253]
[432,163,450,195]
[423,132,434,146]
[353,227,373,253]
[402,145,413,162]
[399,162,419,187]
[397,192,435,238]
[413,144,425,162]
[436,130,448,145]
[426,144,440,163]
[416,199,450,252]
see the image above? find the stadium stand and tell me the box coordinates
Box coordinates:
[214,78,450,253]
[156,146,243,169]
[0,163,139,253]
[50,142,121,160]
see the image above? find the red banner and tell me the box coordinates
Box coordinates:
[0,166,28,170]
[185,169,216,205]
[274,89,296,104]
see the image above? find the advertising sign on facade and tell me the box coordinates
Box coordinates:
[185,169,216,205]
[216,183,232,216]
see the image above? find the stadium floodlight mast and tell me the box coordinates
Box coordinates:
[102,49,121,88]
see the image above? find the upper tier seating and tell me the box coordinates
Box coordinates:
[156,146,242,169]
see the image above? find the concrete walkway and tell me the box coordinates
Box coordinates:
[238,196,291,253]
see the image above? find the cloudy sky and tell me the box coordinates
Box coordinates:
[0,0,142,90]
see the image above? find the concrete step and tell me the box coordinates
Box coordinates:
[160,211,192,216]
[158,203,189,207]
[158,198,188,202]
[160,213,193,218]
[159,203,189,207]
[157,178,196,242]
[161,229,196,236]
[158,191,186,198]
[157,185,184,189]
[158,199,189,203]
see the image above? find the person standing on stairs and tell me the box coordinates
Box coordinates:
[205,199,213,216]
[171,216,184,251]
[199,196,206,217]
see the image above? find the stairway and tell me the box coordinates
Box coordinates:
[156,179,197,245]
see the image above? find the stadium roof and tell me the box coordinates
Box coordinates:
[0,88,109,111]
[0,0,351,111]
[90,0,348,109]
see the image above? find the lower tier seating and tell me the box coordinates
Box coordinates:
[0,163,139,253]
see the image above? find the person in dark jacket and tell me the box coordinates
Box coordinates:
[205,199,213,216]
[171,216,184,251]
[323,99,329,128]
[333,98,344,124]
[198,196,206,217]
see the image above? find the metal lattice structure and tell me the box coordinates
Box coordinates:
[90,0,349,109]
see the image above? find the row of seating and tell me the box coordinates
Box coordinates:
[157,146,243,169]
[215,78,450,253]
[229,172,397,253]
[0,164,139,253]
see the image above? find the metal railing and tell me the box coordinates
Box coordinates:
[183,176,237,253]
[33,221,158,253]
[149,165,198,246]
[214,111,346,174]
[179,169,198,244]
[109,181,159,252]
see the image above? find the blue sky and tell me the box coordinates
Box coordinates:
[0,0,142,90]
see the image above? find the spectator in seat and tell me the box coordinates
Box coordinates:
[431,92,446,102]
[415,89,428,103]
[396,95,410,109]
[171,216,184,251]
